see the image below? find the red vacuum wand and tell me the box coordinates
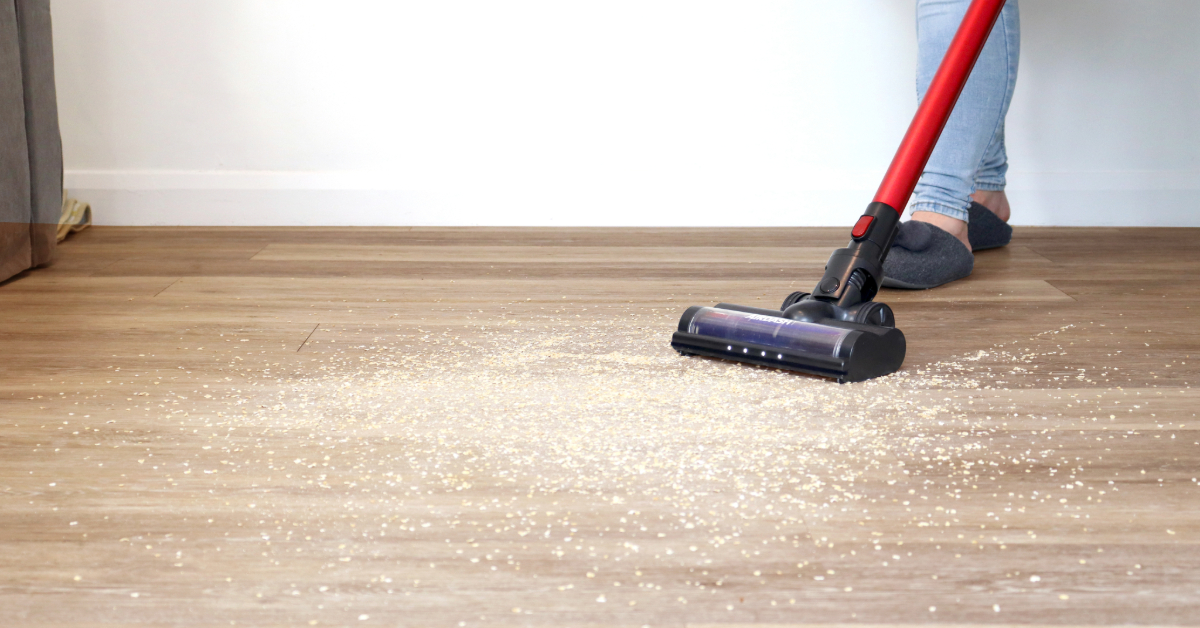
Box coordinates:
[874,0,1009,214]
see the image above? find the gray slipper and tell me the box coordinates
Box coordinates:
[881,220,973,290]
[967,201,1012,250]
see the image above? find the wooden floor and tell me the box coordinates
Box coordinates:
[1,226,1198,627]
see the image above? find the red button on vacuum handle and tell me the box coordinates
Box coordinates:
[851,215,874,239]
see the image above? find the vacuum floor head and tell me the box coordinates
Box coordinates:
[671,301,905,383]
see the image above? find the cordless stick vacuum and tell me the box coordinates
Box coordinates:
[671,0,1009,383]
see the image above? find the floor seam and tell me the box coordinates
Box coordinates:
[298,323,320,352]
[248,243,271,260]
[152,278,182,298]
[1042,278,1079,302]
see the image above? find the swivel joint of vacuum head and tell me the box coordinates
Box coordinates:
[810,202,901,307]
[781,291,896,329]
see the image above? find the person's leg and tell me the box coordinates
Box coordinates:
[909,0,1020,250]
[969,86,1016,225]
[970,0,1019,228]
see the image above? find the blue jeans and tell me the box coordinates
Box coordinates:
[911,0,1020,222]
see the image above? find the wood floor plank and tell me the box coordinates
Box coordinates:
[252,244,841,264]
[250,244,1055,268]
[148,276,1074,304]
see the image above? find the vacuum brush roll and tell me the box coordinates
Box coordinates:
[671,305,905,383]
[685,307,851,357]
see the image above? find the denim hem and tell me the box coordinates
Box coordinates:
[974,181,1006,192]
[908,202,969,223]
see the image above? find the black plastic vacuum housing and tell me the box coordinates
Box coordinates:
[671,202,906,383]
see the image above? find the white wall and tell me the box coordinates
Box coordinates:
[52,0,1200,226]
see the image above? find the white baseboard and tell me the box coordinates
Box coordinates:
[65,170,1200,227]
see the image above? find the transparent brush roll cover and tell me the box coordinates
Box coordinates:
[687,307,851,357]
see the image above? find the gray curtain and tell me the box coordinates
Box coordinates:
[1,0,60,283]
